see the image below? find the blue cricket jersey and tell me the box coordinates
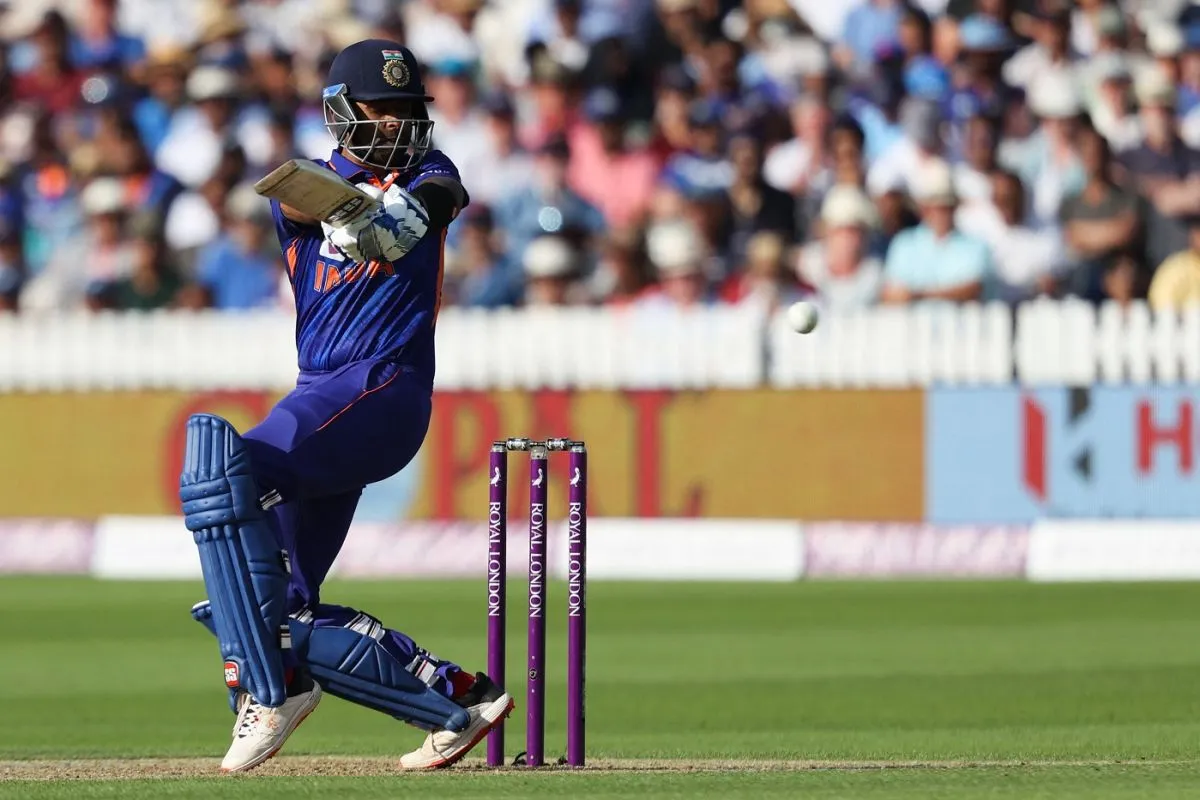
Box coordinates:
[269,149,465,384]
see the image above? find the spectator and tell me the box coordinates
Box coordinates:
[404,0,484,68]
[155,66,246,188]
[1071,0,1124,59]
[92,112,183,215]
[868,96,947,198]
[954,112,1002,209]
[1149,217,1200,311]
[719,230,806,313]
[522,234,580,307]
[521,49,579,148]
[493,135,606,267]
[14,12,85,114]
[957,170,1065,303]
[1181,29,1200,145]
[836,0,904,76]
[105,213,185,311]
[568,87,662,230]
[427,57,491,188]
[445,206,520,308]
[661,100,733,199]
[131,44,191,155]
[645,0,709,79]
[1003,2,1077,92]
[526,0,591,74]
[1119,67,1200,270]
[469,92,534,207]
[582,34,655,124]
[0,220,22,313]
[1102,252,1144,307]
[12,111,78,275]
[642,218,712,308]
[69,0,145,72]
[1059,121,1142,301]
[882,160,990,304]
[872,180,919,256]
[594,229,654,306]
[1087,53,1141,152]
[951,15,1019,127]
[164,146,246,262]
[725,131,797,265]
[194,184,282,310]
[22,177,136,311]
[797,184,883,310]
[828,115,868,190]
[650,64,697,158]
[763,95,831,194]
[1002,72,1085,227]
[1145,21,1184,89]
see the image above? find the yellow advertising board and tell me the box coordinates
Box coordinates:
[0,390,924,520]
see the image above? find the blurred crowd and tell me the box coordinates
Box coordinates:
[3,0,1200,315]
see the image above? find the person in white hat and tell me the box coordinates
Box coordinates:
[881,160,990,304]
[1000,71,1086,226]
[1085,53,1142,152]
[521,234,579,306]
[21,177,137,311]
[642,218,712,308]
[797,185,883,311]
[154,66,244,188]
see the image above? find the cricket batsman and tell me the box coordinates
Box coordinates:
[182,40,513,772]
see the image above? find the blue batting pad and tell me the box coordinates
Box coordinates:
[289,610,470,731]
[191,600,467,731]
[181,414,289,708]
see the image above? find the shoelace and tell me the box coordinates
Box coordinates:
[234,697,267,739]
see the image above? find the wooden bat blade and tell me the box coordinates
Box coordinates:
[253,159,380,224]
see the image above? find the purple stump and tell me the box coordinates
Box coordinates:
[525,443,548,767]
[486,444,508,767]
[566,444,587,766]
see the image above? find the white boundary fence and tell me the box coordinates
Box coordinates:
[2,300,1199,391]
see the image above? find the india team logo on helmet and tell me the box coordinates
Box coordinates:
[381,50,410,89]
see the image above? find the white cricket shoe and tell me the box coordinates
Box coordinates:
[399,673,514,770]
[221,678,322,773]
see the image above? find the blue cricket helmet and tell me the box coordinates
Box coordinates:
[323,40,436,171]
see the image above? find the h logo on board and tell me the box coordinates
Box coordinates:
[532,469,544,488]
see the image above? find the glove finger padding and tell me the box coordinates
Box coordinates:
[321,182,430,265]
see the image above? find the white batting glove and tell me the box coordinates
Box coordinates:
[321,183,429,264]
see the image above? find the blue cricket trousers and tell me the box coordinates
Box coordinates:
[239,357,463,694]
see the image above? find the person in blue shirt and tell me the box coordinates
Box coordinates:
[882,160,990,303]
[68,0,145,71]
[837,0,904,75]
[182,41,512,775]
[194,185,282,310]
[492,134,605,270]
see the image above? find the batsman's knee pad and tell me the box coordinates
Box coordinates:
[181,414,289,708]
[289,610,470,731]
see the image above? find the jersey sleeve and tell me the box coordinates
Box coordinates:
[409,150,470,211]
[270,198,317,244]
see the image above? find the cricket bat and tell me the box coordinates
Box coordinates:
[254,159,381,225]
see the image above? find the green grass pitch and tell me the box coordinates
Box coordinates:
[1,577,1198,798]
